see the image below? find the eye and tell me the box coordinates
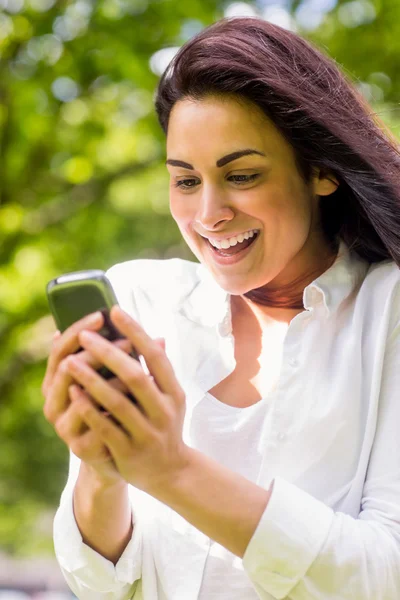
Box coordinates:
[173,178,200,190]
[173,173,260,191]
[228,174,260,185]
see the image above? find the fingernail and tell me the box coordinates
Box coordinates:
[87,311,102,325]
[67,356,80,369]
[81,329,97,343]
[115,306,128,320]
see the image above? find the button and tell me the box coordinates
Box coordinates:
[277,432,286,441]
[288,357,298,368]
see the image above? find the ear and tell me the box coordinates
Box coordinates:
[311,167,339,197]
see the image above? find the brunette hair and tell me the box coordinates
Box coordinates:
[154,17,400,308]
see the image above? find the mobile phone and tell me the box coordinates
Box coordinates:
[46,270,140,405]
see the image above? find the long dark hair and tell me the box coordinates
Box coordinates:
[154,17,400,308]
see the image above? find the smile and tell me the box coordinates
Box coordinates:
[205,231,259,265]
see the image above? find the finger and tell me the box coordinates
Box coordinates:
[96,375,131,396]
[68,427,112,462]
[55,401,112,461]
[76,331,168,424]
[70,384,121,430]
[53,387,115,463]
[43,310,105,394]
[44,359,75,424]
[54,393,90,439]
[71,376,133,411]
[109,306,183,401]
[69,384,134,452]
[82,338,133,371]
[65,360,154,443]
[43,339,133,423]
[154,337,166,352]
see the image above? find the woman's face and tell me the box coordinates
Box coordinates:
[166,95,338,296]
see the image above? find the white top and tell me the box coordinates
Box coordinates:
[53,238,400,600]
[192,392,270,599]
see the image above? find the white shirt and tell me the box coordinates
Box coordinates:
[53,238,400,600]
[191,392,271,599]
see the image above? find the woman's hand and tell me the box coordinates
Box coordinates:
[64,305,190,496]
[42,311,138,486]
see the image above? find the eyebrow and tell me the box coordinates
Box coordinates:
[165,148,266,170]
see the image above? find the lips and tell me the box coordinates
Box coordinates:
[208,232,258,255]
[202,232,259,269]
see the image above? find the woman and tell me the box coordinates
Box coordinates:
[43,16,400,600]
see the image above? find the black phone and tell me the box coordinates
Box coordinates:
[46,269,140,405]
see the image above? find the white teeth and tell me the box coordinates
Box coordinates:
[209,229,258,249]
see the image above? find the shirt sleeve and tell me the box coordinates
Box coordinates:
[53,449,142,600]
[242,320,400,600]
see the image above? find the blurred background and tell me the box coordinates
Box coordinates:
[0,0,399,596]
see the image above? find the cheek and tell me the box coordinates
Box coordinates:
[262,179,311,222]
[169,199,193,240]
[169,195,196,230]
[169,201,186,229]
[281,176,312,214]
[170,190,186,216]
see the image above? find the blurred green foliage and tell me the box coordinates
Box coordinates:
[0,0,399,557]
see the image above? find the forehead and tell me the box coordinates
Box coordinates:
[166,95,287,157]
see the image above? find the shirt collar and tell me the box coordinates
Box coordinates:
[179,238,370,329]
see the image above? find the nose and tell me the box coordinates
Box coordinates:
[194,183,234,231]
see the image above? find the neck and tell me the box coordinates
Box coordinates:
[240,236,339,314]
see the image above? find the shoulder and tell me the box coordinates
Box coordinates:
[362,259,400,330]
[105,257,202,310]
[365,258,400,284]
[364,259,400,296]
